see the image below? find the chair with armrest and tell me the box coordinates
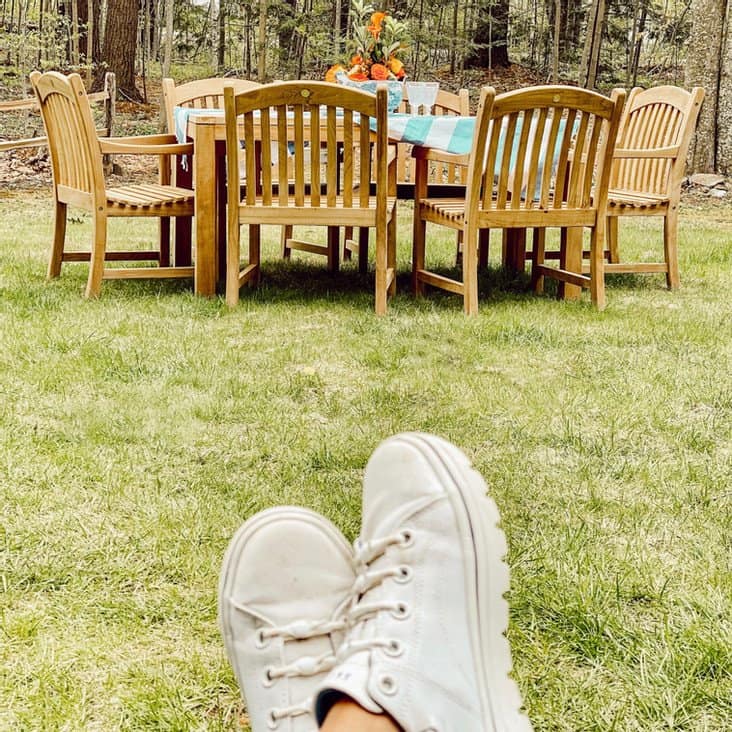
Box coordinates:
[224,81,397,314]
[30,70,195,298]
[161,77,263,270]
[411,84,625,314]
[605,84,704,288]
[340,87,472,269]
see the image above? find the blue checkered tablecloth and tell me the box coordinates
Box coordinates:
[381,113,476,154]
[173,106,476,155]
[174,107,571,199]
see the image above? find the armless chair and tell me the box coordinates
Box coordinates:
[605,85,705,289]
[30,71,194,298]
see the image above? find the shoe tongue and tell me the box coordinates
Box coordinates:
[314,650,383,722]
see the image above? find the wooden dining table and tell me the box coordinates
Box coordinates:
[176,109,478,297]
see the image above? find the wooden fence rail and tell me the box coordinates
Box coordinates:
[0,72,116,153]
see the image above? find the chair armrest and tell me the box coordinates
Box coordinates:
[411,145,469,167]
[613,145,680,160]
[99,134,193,156]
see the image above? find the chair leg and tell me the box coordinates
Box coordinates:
[85,211,107,299]
[159,217,171,267]
[174,157,193,267]
[387,212,397,298]
[664,210,680,290]
[327,226,340,273]
[503,228,527,272]
[226,217,241,308]
[607,215,620,263]
[343,226,354,261]
[357,228,369,274]
[412,205,427,296]
[562,228,583,301]
[281,225,293,259]
[249,224,261,287]
[478,228,490,270]
[48,200,67,279]
[462,227,479,315]
[589,223,606,310]
[455,230,463,267]
[375,224,387,316]
[531,228,546,293]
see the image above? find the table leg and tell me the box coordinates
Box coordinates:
[562,228,583,300]
[194,124,217,296]
[174,154,193,267]
[216,140,227,287]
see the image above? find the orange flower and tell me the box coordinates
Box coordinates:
[370,63,389,80]
[387,56,405,79]
[348,71,369,81]
[368,11,386,37]
[325,63,346,83]
[350,54,364,66]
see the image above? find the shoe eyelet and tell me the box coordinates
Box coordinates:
[394,565,413,584]
[378,673,398,695]
[392,602,411,620]
[399,529,415,547]
[384,639,404,657]
[267,709,279,729]
[255,628,269,648]
[262,667,275,688]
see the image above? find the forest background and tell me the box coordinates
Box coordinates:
[0,0,731,176]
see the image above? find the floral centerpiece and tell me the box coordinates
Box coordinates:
[326,0,410,83]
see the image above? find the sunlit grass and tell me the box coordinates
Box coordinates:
[1,191,730,730]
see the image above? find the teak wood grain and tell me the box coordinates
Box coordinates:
[223,80,397,314]
[30,71,195,298]
[605,84,705,289]
[411,84,626,314]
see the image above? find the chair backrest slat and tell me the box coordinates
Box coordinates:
[162,77,261,134]
[469,85,624,223]
[30,71,105,203]
[342,110,354,207]
[225,80,383,217]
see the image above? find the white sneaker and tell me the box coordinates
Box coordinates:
[314,432,532,732]
[219,506,355,731]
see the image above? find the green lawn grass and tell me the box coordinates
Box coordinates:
[1,191,730,730]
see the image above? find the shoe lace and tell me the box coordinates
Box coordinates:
[229,608,347,726]
[336,530,412,662]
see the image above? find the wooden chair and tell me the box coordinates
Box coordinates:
[161,77,263,269]
[411,84,625,314]
[604,85,705,289]
[30,71,195,298]
[161,77,263,135]
[223,81,397,314]
[395,88,471,187]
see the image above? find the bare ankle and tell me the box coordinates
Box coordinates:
[320,698,402,732]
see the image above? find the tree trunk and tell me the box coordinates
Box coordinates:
[578,0,605,89]
[717,2,732,174]
[96,0,141,100]
[257,0,267,81]
[685,0,727,173]
[464,0,510,69]
[218,0,226,71]
[208,0,216,68]
[552,0,560,81]
[161,0,173,76]
[544,0,582,64]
